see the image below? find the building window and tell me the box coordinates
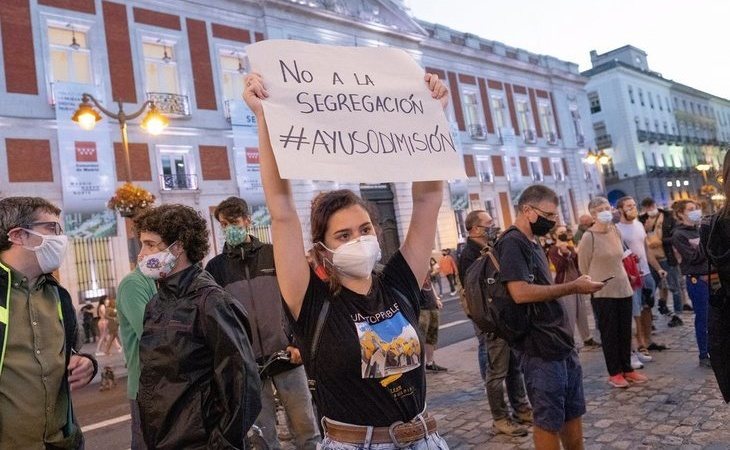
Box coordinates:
[588,92,601,113]
[658,94,663,111]
[644,118,650,130]
[462,90,486,138]
[476,157,493,182]
[559,195,571,225]
[491,96,507,130]
[48,25,92,84]
[654,120,660,132]
[663,122,669,134]
[552,160,565,181]
[628,86,635,104]
[638,88,644,106]
[648,91,654,109]
[529,159,542,181]
[157,146,198,190]
[516,100,533,134]
[666,97,671,112]
[219,50,247,101]
[144,41,180,94]
[538,103,556,136]
[484,200,498,226]
[570,107,584,145]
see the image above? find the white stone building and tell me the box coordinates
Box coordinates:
[0,0,601,303]
[583,45,730,206]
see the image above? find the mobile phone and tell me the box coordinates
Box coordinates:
[601,276,615,283]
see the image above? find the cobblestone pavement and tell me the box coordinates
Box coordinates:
[428,311,730,449]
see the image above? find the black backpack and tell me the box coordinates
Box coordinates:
[463,229,531,343]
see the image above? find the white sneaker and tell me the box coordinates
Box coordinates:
[635,350,652,363]
[630,353,644,370]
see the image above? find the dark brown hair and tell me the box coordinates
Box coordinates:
[133,204,210,263]
[0,197,61,252]
[672,199,697,220]
[616,196,635,210]
[214,196,249,222]
[309,189,379,293]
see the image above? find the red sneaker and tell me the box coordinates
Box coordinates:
[608,374,629,388]
[623,371,648,384]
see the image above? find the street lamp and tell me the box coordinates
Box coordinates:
[71,94,169,183]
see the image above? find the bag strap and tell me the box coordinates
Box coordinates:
[485,251,500,272]
[309,299,330,360]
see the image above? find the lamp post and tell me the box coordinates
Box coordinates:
[71,94,169,183]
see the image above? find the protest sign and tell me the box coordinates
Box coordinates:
[246,40,466,182]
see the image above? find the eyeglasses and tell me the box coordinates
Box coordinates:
[529,205,559,221]
[22,221,64,235]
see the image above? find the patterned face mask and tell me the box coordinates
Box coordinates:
[224,225,248,247]
[138,242,179,280]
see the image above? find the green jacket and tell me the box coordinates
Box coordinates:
[0,261,98,447]
[117,267,156,399]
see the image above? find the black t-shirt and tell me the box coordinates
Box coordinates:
[495,227,574,361]
[291,251,425,426]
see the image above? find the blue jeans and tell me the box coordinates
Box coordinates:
[257,365,321,450]
[685,276,709,359]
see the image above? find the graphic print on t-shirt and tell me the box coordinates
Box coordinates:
[353,303,421,379]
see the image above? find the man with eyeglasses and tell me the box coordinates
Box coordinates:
[0,196,97,449]
[458,210,533,437]
[497,186,604,450]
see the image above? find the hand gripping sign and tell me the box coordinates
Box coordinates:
[246,40,466,183]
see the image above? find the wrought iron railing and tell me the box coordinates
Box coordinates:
[595,134,612,149]
[147,92,191,117]
[159,173,199,191]
[576,133,585,147]
[523,129,537,143]
[546,131,558,145]
[223,99,232,123]
[637,130,648,142]
[468,123,487,140]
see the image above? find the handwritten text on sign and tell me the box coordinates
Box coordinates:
[246,40,466,182]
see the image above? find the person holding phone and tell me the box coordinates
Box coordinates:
[548,225,597,349]
[578,197,647,388]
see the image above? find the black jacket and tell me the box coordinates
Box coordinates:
[205,236,293,362]
[457,237,486,286]
[138,264,261,449]
[672,224,708,276]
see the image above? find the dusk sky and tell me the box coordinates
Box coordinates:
[408,0,730,100]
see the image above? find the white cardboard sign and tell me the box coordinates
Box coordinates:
[246,40,466,182]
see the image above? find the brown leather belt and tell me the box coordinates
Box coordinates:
[323,415,437,447]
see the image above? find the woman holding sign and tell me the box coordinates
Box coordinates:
[244,71,449,449]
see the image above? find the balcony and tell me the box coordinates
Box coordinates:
[648,132,658,143]
[523,129,537,144]
[546,131,558,145]
[657,133,666,144]
[637,130,648,142]
[468,123,487,140]
[576,133,585,147]
[159,173,199,191]
[147,92,191,118]
[479,171,494,183]
[595,134,612,149]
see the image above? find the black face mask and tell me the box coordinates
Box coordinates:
[485,226,500,242]
[530,214,556,236]
[558,234,569,242]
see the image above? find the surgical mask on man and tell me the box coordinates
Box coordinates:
[138,242,179,280]
[596,210,614,224]
[320,235,382,279]
[687,210,702,223]
[22,229,68,274]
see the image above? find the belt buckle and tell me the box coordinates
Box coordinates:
[388,421,411,449]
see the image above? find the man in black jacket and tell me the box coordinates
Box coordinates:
[135,204,261,449]
[0,197,97,449]
[206,197,320,450]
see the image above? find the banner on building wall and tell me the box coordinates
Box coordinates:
[64,210,117,239]
[54,82,117,216]
[246,39,466,183]
[230,100,271,226]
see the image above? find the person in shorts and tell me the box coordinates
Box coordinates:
[418,276,448,372]
[497,185,603,449]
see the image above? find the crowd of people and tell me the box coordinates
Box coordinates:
[0,69,728,450]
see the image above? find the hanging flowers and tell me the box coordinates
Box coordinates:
[107,182,156,217]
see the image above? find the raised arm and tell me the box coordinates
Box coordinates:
[400,73,449,284]
[244,73,310,319]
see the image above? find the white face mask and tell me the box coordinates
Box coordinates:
[596,210,614,224]
[321,235,382,279]
[22,229,68,274]
[647,209,659,217]
[138,242,179,280]
[687,210,702,223]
